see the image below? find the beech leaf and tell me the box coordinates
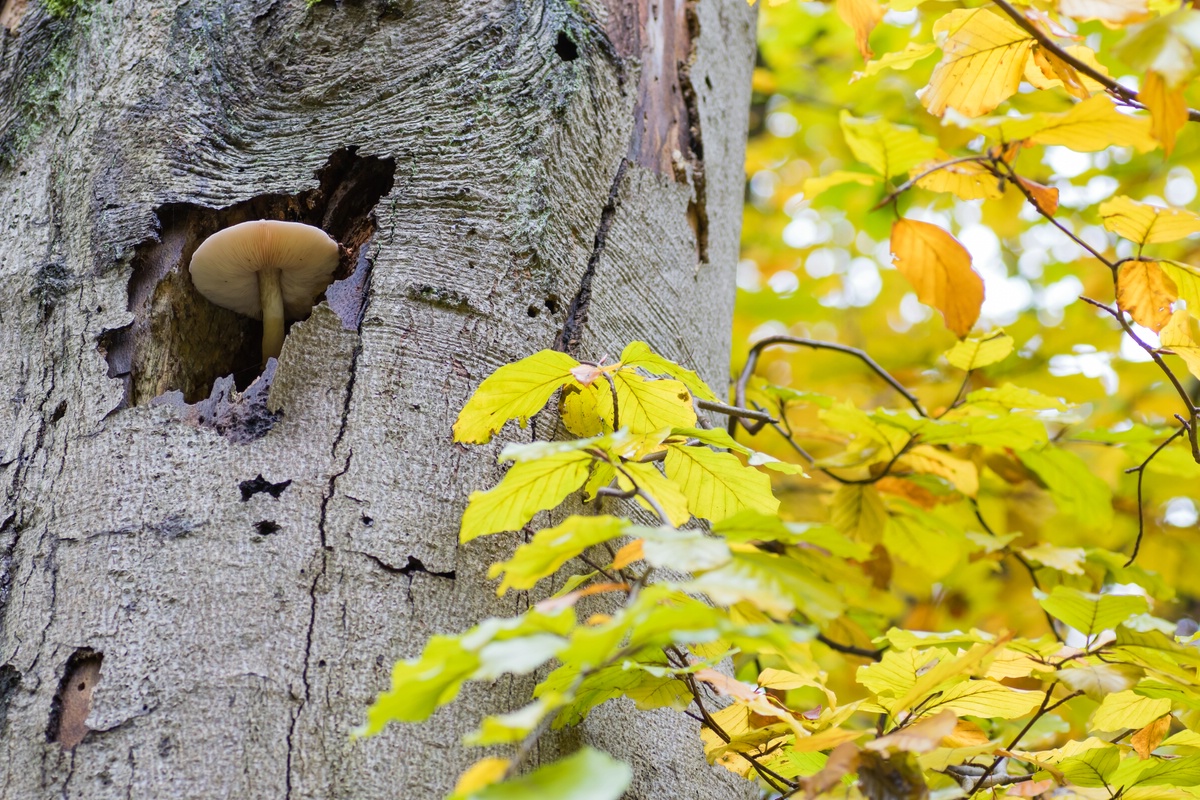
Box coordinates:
[891,219,984,338]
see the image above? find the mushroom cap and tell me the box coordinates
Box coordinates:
[189,220,340,320]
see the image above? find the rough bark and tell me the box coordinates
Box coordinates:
[0,0,755,797]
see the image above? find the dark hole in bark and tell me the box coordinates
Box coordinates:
[103,148,395,412]
[361,515,373,526]
[554,31,578,62]
[239,474,292,501]
[46,649,102,749]
[0,664,19,735]
[50,401,66,423]
[527,304,540,318]
[255,520,281,535]
[544,294,560,314]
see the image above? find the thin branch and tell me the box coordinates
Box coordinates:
[697,398,777,424]
[991,0,1200,123]
[1123,426,1187,566]
[968,688,1083,795]
[873,156,991,211]
[735,336,926,430]
[996,159,1114,268]
[603,372,621,432]
[816,633,883,660]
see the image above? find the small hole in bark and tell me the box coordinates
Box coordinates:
[239,475,292,501]
[705,75,713,90]
[255,520,281,535]
[527,304,540,318]
[544,295,560,314]
[104,149,396,431]
[361,515,373,526]
[554,31,578,61]
[47,649,102,749]
[50,401,66,423]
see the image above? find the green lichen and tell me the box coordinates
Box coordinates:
[0,10,83,169]
[43,0,83,17]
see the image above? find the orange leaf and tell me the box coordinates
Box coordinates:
[1017,177,1060,216]
[1030,48,1090,100]
[1140,71,1188,155]
[610,539,644,570]
[534,581,631,613]
[890,219,984,338]
[1007,778,1057,796]
[1132,715,1171,759]
[837,0,883,60]
[921,10,1035,117]
[875,477,940,509]
[1117,260,1178,333]
[802,742,861,797]
[865,710,959,754]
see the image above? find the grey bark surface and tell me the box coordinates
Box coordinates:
[0,0,756,797]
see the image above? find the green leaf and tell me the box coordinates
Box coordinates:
[840,111,938,179]
[1038,586,1149,636]
[687,551,845,620]
[1091,690,1171,732]
[468,747,632,800]
[453,350,581,444]
[669,426,752,454]
[965,384,1069,412]
[612,372,697,432]
[460,451,594,542]
[1111,754,1200,789]
[361,636,479,734]
[945,332,1014,370]
[664,444,779,522]
[490,516,630,594]
[465,698,560,746]
[1059,745,1120,788]
[1017,447,1113,530]
[877,409,1049,449]
[619,342,717,401]
[616,462,692,526]
[883,509,967,580]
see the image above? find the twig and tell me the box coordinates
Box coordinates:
[1122,426,1187,566]
[872,156,991,211]
[735,336,926,432]
[967,688,1083,795]
[991,0,1200,123]
[816,633,883,660]
[697,398,776,424]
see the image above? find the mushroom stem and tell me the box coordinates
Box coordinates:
[258,268,285,367]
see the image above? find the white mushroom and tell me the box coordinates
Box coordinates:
[189,220,340,367]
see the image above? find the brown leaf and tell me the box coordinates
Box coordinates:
[866,711,959,754]
[891,219,984,338]
[1117,260,1178,333]
[803,741,861,798]
[875,477,940,509]
[1131,714,1171,759]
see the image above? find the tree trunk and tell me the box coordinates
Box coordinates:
[0,0,755,796]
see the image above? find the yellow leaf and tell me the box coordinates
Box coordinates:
[854,42,939,80]
[451,757,510,796]
[920,9,1035,118]
[1132,715,1171,759]
[912,154,1003,201]
[903,445,980,497]
[1059,0,1150,24]
[664,445,779,522]
[559,381,615,437]
[1159,261,1200,316]
[830,484,889,542]
[1019,544,1087,575]
[929,681,1044,719]
[803,170,881,200]
[1027,48,1091,100]
[837,0,883,59]
[453,350,580,444]
[945,332,1014,370]
[840,112,938,179]
[616,461,691,526]
[612,372,697,433]
[1140,71,1188,155]
[1116,10,1200,89]
[1091,690,1171,731]
[1117,260,1178,332]
[1100,196,1200,246]
[943,719,992,748]
[891,219,984,338]
[1160,310,1200,380]
[975,95,1157,153]
[460,451,593,542]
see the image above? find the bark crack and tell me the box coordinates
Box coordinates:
[678,0,708,265]
[553,157,629,356]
